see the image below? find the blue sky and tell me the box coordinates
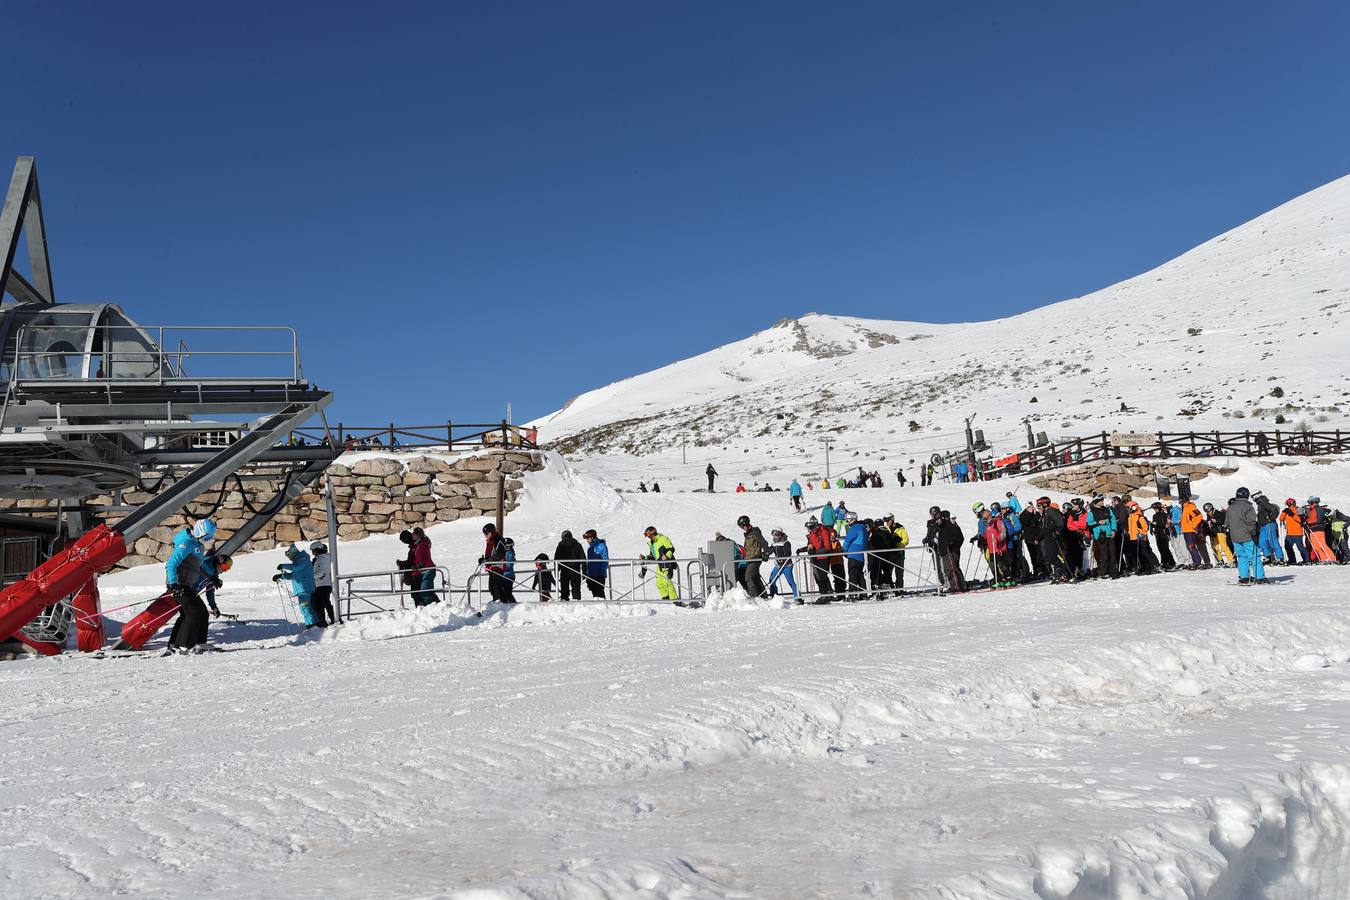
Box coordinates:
[5,1,1348,429]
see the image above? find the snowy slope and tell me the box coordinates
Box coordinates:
[534,174,1350,490]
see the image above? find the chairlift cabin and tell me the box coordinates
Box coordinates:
[0,301,170,384]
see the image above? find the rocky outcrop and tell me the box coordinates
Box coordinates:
[101,451,544,567]
[1027,459,1239,498]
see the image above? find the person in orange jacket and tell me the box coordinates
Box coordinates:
[1279,498,1309,564]
[1180,500,1212,569]
[1125,501,1159,574]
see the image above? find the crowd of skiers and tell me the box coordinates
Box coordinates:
[478,523,615,604]
[159,484,1346,649]
[920,489,1349,594]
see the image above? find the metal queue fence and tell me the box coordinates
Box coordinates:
[463,556,713,608]
[338,566,455,620]
[460,548,958,609]
[333,546,1063,620]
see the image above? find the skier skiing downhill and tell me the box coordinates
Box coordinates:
[274,543,317,626]
[164,518,220,654]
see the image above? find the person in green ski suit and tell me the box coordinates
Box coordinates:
[642,525,679,601]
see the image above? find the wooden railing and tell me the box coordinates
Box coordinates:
[289,421,538,453]
[964,429,1349,481]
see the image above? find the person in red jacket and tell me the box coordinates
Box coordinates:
[399,527,437,606]
[805,516,844,601]
[480,523,512,604]
[1065,500,1090,577]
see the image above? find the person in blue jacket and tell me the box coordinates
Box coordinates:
[165,519,218,653]
[273,543,316,626]
[1087,497,1119,578]
[583,529,609,598]
[1004,492,1023,514]
[820,501,836,529]
[841,512,869,600]
[789,479,804,512]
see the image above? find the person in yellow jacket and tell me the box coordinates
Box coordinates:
[883,514,909,590]
[1202,502,1236,567]
[642,525,679,601]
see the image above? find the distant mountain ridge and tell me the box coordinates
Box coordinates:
[535,174,1350,469]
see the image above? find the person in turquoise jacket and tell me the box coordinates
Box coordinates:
[841,512,869,599]
[789,479,803,512]
[820,501,836,529]
[273,543,316,626]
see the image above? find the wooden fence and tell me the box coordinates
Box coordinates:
[964,429,1349,481]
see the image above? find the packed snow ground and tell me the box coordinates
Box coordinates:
[6,454,1350,898]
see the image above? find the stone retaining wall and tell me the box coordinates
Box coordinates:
[105,450,544,568]
[1028,459,1238,497]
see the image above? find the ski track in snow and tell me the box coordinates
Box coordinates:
[7,563,1350,898]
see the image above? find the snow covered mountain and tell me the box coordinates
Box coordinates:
[534,174,1350,486]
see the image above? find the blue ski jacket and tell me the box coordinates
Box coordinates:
[821,503,836,528]
[165,529,205,586]
[789,480,802,497]
[586,539,609,578]
[1087,508,1117,540]
[842,522,869,561]
[279,552,316,598]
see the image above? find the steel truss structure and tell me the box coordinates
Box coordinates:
[0,157,338,655]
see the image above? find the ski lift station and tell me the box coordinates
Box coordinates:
[0,157,339,655]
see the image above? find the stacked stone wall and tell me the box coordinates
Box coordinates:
[96,450,544,567]
[1027,459,1238,497]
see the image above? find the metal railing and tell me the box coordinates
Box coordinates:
[463,556,713,608]
[290,420,539,452]
[9,324,304,386]
[337,565,455,619]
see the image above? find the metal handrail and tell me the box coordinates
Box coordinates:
[337,565,455,619]
[11,324,303,386]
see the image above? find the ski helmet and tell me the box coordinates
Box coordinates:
[1203,502,1214,512]
[971,501,984,513]
[310,541,327,555]
[216,555,233,573]
[1308,496,1321,504]
[399,530,414,543]
[644,525,657,537]
[191,519,217,542]
[1286,497,1297,506]
[482,523,497,535]
[806,517,820,528]
[285,542,300,560]
[561,530,573,540]
[736,515,751,528]
[1235,487,1250,499]
[990,502,1002,512]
